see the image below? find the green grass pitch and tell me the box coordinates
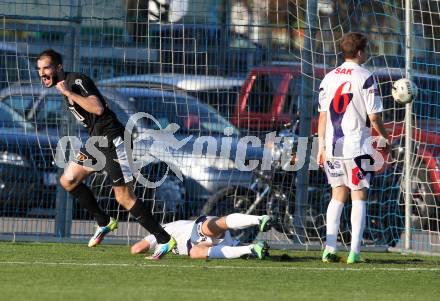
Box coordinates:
[0,242,439,301]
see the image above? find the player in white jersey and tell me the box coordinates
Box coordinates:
[317,32,390,264]
[131,214,272,259]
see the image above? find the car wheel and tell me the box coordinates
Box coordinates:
[266,191,295,239]
[400,162,438,231]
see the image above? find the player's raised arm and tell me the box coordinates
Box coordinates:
[56,78,104,116]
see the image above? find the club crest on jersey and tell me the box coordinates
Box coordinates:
[75,151,88,162]
[326,160,341,169]
[74,79,88,94]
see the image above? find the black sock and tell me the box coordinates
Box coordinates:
[129,199,171,244]
[70,183,110,227]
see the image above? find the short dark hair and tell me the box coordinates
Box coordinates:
[340,32,368,59]
[37,49,63,66]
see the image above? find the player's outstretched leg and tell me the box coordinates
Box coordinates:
[204,241,269,260]
[60,163,115,248]
[88,217,118,247]
[114,185,176,260]
[224,213,273,231]
[201,214,273,240]
[129,198,177,260]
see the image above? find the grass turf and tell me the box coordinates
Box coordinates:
[0,242,439,301]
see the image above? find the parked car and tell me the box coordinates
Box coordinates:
[234,62,440,233]
[0,85,262,219]
[228,62,325,134]
[0,84,178,220]
[98,67,314,135]
[0,101,58,215]
[99,73,244,118]
[105,87,263,216]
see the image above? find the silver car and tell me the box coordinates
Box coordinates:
[99,73,244,118]
[107,87,261,212]
[0,85,260,218]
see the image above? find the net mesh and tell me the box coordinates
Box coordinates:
[0,0,439,253]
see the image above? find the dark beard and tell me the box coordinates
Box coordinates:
[49,69,65,87]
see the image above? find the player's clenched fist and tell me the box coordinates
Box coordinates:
[56,80,69,96]
[56,80,73,104]
[317,148,326,168]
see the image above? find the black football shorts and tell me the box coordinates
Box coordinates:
[73,136,133,186]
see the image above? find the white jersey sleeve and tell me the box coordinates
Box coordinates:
[318,77,329,112]
[363,74,383,114]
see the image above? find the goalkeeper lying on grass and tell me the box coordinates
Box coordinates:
[131,214,272,260]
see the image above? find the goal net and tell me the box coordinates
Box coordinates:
[0,0,439,254]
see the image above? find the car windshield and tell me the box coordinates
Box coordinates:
[33,95,64,127]
[246,73,284,113]
[132,96,240,136]
[2,94,37,118]
[0,102,34,130]
[189,87,241,118]
[2,93,90,133]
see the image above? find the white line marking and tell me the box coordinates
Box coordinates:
[0,261,439,271]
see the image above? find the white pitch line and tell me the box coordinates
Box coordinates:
[0,261,439,272]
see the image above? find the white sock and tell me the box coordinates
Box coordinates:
[207,245,252,259]
[350,200,366,254]
[325,199,344,253]
[225,213,261,230]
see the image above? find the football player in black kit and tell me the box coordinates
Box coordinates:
[36,49,176,259]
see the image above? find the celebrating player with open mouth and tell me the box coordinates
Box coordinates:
[36,49,176,259]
